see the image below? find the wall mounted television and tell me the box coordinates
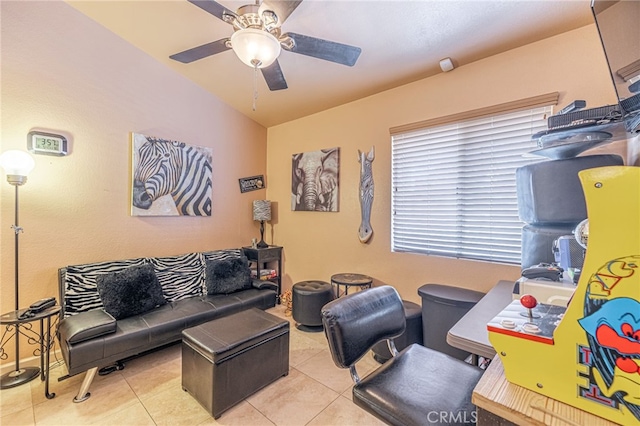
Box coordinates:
[591,0,640,116]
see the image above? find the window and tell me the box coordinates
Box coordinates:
[391,96,557,264]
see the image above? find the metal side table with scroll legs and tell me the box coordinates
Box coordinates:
[0,305,61,399]
[330,273,373,298]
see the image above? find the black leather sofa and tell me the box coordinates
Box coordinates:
[57,249,277,402]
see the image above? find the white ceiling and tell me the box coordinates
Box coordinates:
[67,0,595,127]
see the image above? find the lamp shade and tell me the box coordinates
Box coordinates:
[0,150,35,177]
[231,28,281,68]
[253,200,272,221]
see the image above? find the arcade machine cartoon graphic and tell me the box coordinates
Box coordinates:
[488,166,640,425]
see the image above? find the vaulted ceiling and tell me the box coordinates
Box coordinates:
[68,0,595,127]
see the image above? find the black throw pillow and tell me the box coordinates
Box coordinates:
[205,256,252,295]
[96,263,166,320]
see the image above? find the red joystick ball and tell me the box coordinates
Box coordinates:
[520,294,538,309]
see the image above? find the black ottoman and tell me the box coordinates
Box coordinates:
[292,280,334,332]
[371,300,423,363]
[181,308,289,419]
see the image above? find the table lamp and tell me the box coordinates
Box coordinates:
[252,200,271,249]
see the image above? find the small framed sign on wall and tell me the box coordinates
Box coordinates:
[239,175,265,193]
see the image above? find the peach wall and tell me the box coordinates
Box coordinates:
[1,2,267,363]
[1,2,632,368]
[266,25,624,304]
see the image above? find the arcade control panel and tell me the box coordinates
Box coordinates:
[512,276,576,307]
[487,294,567,345]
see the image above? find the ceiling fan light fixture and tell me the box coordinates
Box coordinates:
[261,10,278,30]
[231,28,281,69]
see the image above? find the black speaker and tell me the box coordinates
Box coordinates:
[516,154,624,225]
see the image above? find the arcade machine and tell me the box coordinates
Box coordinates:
[488,166,639,424]
[488,0,640,421]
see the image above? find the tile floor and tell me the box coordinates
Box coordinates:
[0,305,386,425]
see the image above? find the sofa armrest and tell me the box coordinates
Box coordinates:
[252,279,278,291]
[58,309,116,344]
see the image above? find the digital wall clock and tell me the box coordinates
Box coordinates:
[27,131,68,156]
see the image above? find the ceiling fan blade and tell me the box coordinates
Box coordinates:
[260,0,303,26]
[188,0,235,21]
[170,39,230,63]
[284,32,361,66]
[261,60,288,91]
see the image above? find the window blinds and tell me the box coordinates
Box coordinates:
[391,105,553,264]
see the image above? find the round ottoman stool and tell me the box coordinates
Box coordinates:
[371,300,423,363]
[292,281,334,332]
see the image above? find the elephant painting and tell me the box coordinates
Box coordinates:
[291,147,340,211]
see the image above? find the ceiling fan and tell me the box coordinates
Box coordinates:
[170,0,362,91]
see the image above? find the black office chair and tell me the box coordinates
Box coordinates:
[321,286,484,426]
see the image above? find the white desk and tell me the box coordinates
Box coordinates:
[446,280,514,359]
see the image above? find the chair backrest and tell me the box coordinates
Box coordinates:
[321,286,406,368]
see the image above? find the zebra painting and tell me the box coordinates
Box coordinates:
[131,133,212,216]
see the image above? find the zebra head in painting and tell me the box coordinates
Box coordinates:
[133,137,212,216]
[358,146,375,243]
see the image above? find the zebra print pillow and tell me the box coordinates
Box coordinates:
[202,248,243,261]
[63,258,148,317]
[63,250,243,316]
[149,252,204,302]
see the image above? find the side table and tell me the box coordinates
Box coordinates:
[242,245,283,304]
[0,305,60,399]
[331,273,373,298]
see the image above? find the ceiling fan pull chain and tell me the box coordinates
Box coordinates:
[253,64,259,111]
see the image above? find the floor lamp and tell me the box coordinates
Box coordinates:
[0,150,38,389]
[253,200,271,249]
